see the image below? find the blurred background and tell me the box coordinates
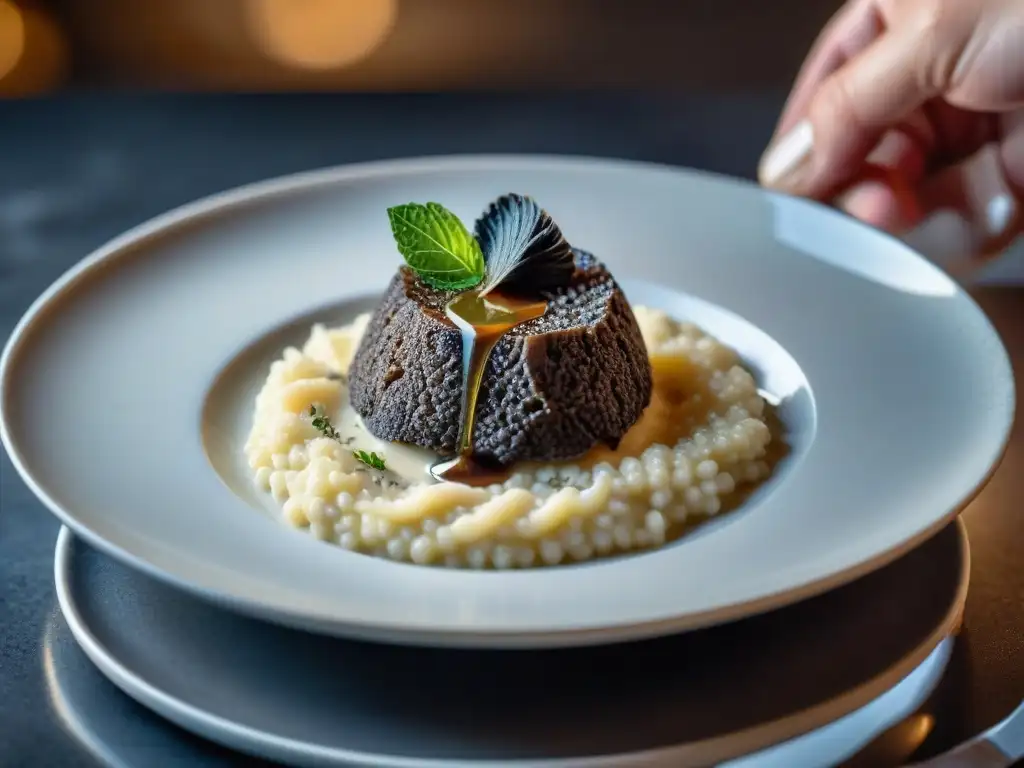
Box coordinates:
[0,0,845,94]
[0,0,1021,282]
[2,8,1022,767]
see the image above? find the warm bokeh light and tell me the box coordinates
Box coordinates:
[0,1,67,95]
[245,0,396,71]
[0,0,25,81]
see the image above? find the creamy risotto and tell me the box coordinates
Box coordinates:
[244,307,773,568]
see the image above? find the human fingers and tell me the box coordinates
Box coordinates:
[940,1,1024,111]
[903,112,1024,269]
[835,117,934,232]
[999,107,1024,207]
[836,167,922,234]
[773,0,885,140]
[759,1,981,199]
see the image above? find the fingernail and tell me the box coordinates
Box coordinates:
[759,120,814,188]
[834,169,921,234]
[984,193,1016,239]
[835,181,894,230]
[966,146,1018,242]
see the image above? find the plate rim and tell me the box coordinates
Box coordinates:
[2,154,1014,647]
[52,521,969,767]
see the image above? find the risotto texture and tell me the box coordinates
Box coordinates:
[244,307,773,568]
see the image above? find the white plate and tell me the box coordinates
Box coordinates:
[1,155,1013,647]
[53,522,967,767]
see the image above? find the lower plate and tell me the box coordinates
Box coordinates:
[53,520,969,767]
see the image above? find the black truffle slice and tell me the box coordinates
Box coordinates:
[347,250,653,466]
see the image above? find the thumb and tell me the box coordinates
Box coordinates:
[759,9,974,199]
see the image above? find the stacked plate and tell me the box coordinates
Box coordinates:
[1,156,1014,767]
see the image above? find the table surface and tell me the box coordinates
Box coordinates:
[0,94,1022,768]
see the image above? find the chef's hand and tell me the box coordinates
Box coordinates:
[758,0,1024,259]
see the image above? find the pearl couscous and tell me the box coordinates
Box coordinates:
[244,307,773,568]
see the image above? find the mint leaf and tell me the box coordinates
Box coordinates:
[387,202,485,290]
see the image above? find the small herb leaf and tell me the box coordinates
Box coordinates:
[353,450,387,471]
[308,407,387,471]
[475,194,575,297]
[387,203,485,290]
[309,405,341,440]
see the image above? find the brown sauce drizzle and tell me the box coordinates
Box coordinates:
[429,290,547,485]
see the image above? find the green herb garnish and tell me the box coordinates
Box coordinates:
[353,450,387,471]
[387,202,485,290]
[308,405,341,440]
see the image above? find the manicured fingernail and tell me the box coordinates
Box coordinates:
[984,193,1016,239]
[759,121,814,188]
[834,168,921,233]
[836,181,883,214]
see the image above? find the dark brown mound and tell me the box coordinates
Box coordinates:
[347,250,653,466]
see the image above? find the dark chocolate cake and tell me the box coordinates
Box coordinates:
[348,249,652,465]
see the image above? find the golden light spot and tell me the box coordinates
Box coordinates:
[0,0,25,81]
[245,0,396,71]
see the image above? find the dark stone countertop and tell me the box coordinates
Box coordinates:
[1,94,1021,767]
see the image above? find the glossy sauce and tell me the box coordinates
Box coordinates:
[430,290,547,485]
